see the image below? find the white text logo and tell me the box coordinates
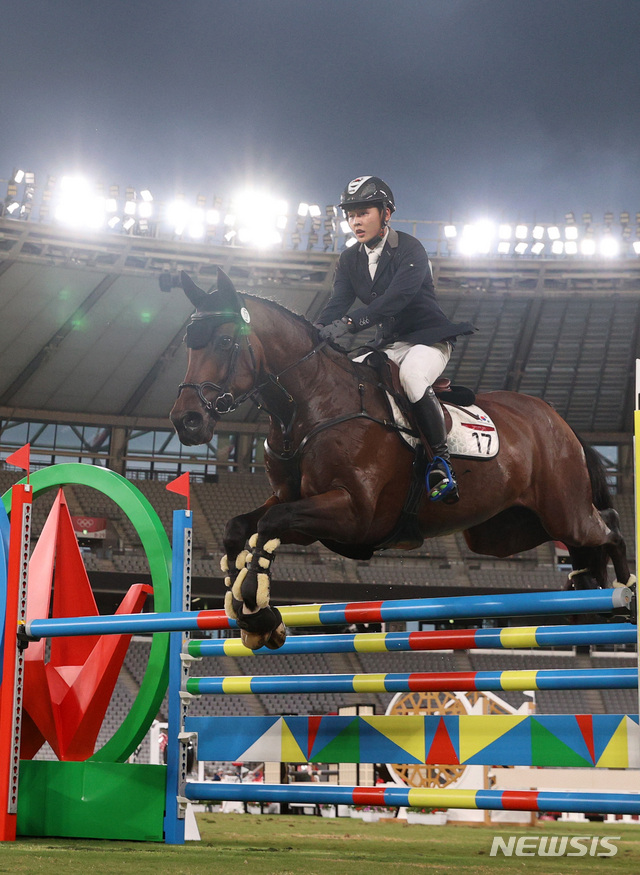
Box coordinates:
[489,835,620,857]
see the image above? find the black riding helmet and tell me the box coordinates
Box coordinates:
[338,176,396,216]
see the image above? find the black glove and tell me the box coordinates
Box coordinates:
[319,318,352,342]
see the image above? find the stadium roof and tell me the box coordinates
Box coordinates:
[1,216,640,442]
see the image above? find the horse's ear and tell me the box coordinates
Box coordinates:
[180,272,211,310]
[215,268,242,313]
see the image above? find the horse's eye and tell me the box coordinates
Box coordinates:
[215,335,233,352]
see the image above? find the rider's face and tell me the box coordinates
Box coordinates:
[347,206,389,246]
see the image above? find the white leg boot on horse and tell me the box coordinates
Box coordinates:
[222,534,287,650]
[413,386,459,504]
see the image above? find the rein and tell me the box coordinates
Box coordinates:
[177,304,415,461]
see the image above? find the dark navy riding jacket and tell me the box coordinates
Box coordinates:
[317,228,475,346]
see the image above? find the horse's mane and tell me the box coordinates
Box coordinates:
[240,292,323,344]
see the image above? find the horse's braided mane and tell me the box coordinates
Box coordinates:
[240,292,322,343]
[239,292,364,372]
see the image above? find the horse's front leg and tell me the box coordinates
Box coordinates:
[221,496,282,639]
[222,495,280,569]
[230,488,367,650]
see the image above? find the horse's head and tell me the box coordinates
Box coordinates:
[170,269,259,445]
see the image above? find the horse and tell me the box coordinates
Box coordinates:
[170,269,634,650]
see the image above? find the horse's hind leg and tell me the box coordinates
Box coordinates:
[601,507,634,588]
[565,508,634,590]
[565,545,608,590]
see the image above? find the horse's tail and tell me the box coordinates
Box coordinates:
[574,431,613,511]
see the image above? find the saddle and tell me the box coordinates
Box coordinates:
[361,350,476,435]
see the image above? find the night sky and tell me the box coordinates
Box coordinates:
[2,0,640,222]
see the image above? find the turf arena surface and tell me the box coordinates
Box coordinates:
[0,815,638,875]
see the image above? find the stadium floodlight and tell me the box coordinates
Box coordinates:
[600,235,619,257]
[532,225,544,240]
[187,207,205,238]
[138,201,153,219]
[122,217,135,231]
[206,209,220,225]
[531,241,545,255]
[443,224,457,238]
[54,175,107,230]
[224,213,236,226]
[257,228,283,247]
[514,241,528,254]
[497,240,511,254]
[551,240,564,255]
[515,224,528,240]
[547,226,560,240]
[565,225,578,240]
[308,204,322,218]
[107,216,120,229]
[298,202,309,217]
[105,198,118,213]
[188,222,205,240]
[458,220,494,255]
[498,224,512,240]
[474,220,494,253]
[458,224,476,255]
[166,200,190,235]
[276,214,288,230]
[11,169,25,184]
[5,201,20,215]
[124,200,136,216]
[230,190,288,248]
[564,240,578,255]
[633,240,640,255]
[139,189,153,203]
[340,220,351,235]
[224,229,236,242]
[580,238,596,255]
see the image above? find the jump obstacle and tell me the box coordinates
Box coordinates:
[0,465,639,844]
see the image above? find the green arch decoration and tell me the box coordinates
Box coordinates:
[2,463,172,762]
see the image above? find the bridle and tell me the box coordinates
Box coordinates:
[176,310,260,415]
[175,303,414,461]
[176,307,323,419]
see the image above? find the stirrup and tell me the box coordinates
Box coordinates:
[426,456,459,503]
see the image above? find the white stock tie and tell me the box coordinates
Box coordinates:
[367,247,381,280]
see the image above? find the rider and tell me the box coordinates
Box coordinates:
[316,176,475,503]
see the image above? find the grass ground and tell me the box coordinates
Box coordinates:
[0,815,638,875]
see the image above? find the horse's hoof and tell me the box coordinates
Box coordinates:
[613,574,636,589]
[263,622,287,650]
[240,629,271,651]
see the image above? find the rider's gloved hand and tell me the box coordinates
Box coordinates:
[318,318,353,342]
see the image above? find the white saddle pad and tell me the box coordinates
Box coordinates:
[387,395,499,459]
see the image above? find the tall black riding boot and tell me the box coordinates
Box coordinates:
[412,386,459,503]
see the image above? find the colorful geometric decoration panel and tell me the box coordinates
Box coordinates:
[186,714,640,769]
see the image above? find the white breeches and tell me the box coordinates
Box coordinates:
[356,341,452,404]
